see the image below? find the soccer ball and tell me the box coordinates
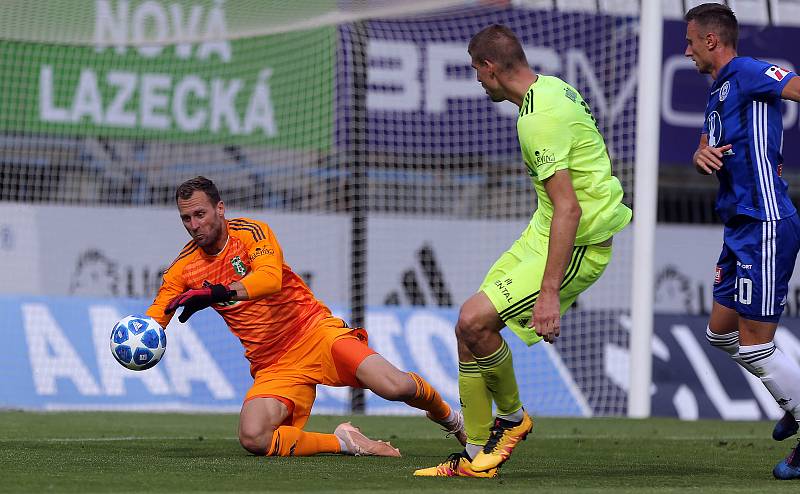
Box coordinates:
[110,315,167,371]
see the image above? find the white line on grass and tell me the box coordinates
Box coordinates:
[0,436,239,442]
[533,434,767,440]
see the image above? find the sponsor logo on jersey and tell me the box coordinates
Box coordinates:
[248,246,274,262]
[765,65,791,82]
[719,81,730,101]
[534,148,556,166]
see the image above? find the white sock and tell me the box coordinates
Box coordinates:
[706,327,739,355]
[465,443,482,460]
[497,407,524,423]
[338,437,349,454]
[706,327,762,377]
[740,342,800,419]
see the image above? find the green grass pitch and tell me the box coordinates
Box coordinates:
[2,411,799,493]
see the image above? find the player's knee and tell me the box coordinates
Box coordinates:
[239,434,267,456]
[238,426,274,456]
[456,310,489,348]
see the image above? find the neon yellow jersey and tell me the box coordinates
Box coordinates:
[517,75,631,245]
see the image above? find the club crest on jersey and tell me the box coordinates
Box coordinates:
[230,256,247,277]
[719,81,730,101]
[707,111,723,147]
[765,65,791,82]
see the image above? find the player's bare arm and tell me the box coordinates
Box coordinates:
[782,76,800,102]
[531,168,581,343]
[693,133,731,175]
[228,280,250,300]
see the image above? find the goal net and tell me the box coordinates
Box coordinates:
[0,0,638,416]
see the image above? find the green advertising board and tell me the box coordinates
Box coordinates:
[0,1,335,149]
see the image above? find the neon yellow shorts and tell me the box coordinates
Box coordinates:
[480,224,613,346]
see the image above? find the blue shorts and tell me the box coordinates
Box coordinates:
[713,214,800,323]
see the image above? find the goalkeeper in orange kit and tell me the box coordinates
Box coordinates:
[146,176,465,457]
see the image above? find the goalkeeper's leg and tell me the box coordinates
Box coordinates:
[352,351,465,445]
[239,395,340,456]
[239,395,399,457]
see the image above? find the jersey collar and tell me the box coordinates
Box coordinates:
[712,56,740,88]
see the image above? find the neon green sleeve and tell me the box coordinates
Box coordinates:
[517,112,572,181]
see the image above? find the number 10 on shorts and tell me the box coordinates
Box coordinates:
[735,277,753,305]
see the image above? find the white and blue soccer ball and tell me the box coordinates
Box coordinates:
[110,315,167,371]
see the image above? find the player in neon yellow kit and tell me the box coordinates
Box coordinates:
[415,24,631,478]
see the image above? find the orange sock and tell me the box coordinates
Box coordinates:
[405,371,451,420]
[266,426,341,456]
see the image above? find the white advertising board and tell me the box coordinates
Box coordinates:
[0,204,349,306]
[8,203,800,317]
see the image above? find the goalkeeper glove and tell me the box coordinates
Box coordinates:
[165,284,236,322]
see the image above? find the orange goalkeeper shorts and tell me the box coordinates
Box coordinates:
[243,316,375,429]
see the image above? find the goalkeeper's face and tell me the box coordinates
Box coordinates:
[177,191,226,252]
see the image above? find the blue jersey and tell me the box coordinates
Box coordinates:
[703,57,796,224]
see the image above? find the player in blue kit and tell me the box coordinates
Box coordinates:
[684,3,800,480]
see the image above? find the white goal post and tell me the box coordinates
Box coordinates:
[629,0,663,418]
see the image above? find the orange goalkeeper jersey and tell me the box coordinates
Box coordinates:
[146,217,332,374]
